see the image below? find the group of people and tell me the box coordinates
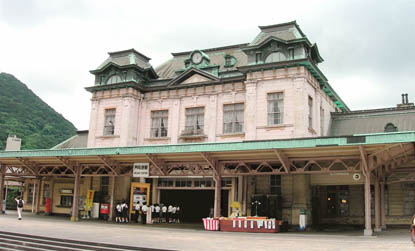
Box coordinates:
[115,201,129,223]
[134,203,181,224]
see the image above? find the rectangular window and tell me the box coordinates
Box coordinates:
[267,92,284,125]
[270,175,281,195]
[42,184,50,205]
[403,183,415,215]
[103,109,116,136]
[60,195,73,207]
[255,52,262,63]
[223,103,244,134]
[151,110,168,137]
[101,177,109,196]
[184,107,204,135]
[320,106,324,135]
[27,184,34,204]
[308,96,313,129]
[289,48,295,60]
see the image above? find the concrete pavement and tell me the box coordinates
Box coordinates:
[0,210,414,251]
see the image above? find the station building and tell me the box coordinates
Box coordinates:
[1,21,415,235]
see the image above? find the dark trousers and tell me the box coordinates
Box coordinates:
[141,213,146,224]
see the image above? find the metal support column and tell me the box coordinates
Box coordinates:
[71,166,81,222]
[374,177,381,232]
[0,166,5,214]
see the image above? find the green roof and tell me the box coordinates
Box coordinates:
[0,131,414,158]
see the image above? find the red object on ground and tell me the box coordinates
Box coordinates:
[203,218,220,231]
[45,198,51,213]
[100,203,109,215]
[219,218,280,233]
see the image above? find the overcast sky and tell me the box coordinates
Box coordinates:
[0,0,414,130]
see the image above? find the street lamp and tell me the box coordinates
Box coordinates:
[251,200,261,217]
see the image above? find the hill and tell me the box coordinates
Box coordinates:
[0,72,77,150]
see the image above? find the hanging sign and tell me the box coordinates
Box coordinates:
[133,163,149,177]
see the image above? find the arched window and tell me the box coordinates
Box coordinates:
[384,123,398,132]
[106,74,122,85]
[265,51,287,63]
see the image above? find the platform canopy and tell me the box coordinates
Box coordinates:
[0,132,414,183]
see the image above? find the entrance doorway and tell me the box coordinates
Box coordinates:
[160,189,229,222]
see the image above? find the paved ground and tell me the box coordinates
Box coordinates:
[0,210,414,251]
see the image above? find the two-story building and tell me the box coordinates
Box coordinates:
[1,21,415,236]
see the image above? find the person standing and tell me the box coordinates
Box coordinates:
[176,205,180,223]
[115,202,122,223]
[141,204,148,224]
[15,197,24,220]
[134,203,141,223]
[155,204,161,223]
[168,204,173,223]
[121,201,129,223]
[162,204,167,223]
[171,205,177,223]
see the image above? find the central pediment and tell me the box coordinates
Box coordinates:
[168,67,219,86]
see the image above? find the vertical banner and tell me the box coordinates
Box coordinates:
[129,182,150,214]
[85,190,95,211]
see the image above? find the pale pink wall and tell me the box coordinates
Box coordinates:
[87,67,338,148]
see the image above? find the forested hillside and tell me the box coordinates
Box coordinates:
[0,73,77,150]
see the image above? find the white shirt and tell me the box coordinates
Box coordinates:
[172,207,177,214]
[116,204,122,212]
[155,206,160,213]
[135,204,140,210]
[162,206,167,213]
[168,205,173,212]
[150,205,155,212]
[142,205,148,212]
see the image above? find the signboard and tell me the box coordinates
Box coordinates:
[133,163,149,177]
[85,190,95,211]
[130,182,150,214]
[60,189,73,194]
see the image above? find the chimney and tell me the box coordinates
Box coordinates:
[397,93,414,108]
[5,135,21,151]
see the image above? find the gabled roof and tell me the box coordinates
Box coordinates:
[156,44,248,79]
[167,67,219,86]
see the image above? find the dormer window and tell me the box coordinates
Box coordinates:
[265,51,287,63]
[289,48,295,60]
[100,76,106,85]
[255,52,262,63]
[106,74,122,85]
[224,55,236,68]
[384,123,398,132]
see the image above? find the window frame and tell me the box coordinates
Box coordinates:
[184,107,205,134]
[267,92,284,126]
[60,195,73,207]
[103,108,116,136]
[150,110,169,138]
[223,103,244,134]
[308,96,313,129]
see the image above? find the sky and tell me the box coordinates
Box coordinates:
[0,0,414,130]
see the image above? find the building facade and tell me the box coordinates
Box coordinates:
[3,22,415,234]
